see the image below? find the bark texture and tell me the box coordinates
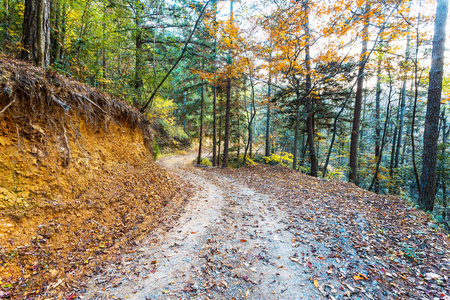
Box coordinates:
[22,0,50,68]
[419,0,449,211]
[349,3,369,183]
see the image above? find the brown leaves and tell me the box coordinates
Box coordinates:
[0,161,191,298]
[221,164,450,299]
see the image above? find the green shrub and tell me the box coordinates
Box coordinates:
[153,142,161,160]
[200,157,212,166]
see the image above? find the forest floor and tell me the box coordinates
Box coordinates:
[81,153,450,300]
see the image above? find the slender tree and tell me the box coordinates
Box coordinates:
[222,0,234,167]
[419,0,449,211]
[349,2,370,183]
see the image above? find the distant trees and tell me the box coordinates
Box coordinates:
[2,0,450,214]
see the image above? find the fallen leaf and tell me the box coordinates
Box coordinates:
[314,279,319,288]
[289,257,300,263]
[344,283,354,292]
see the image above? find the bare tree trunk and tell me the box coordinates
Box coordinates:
[304,0,317,177]
[237,116,241,161]
[222,0,233,167]
[50,0,61,64]
[36,0,49,68]
[323,82,356,178]
[60,3,66,61]
[292,89,301,170]
[22,0,50,68]
[134,3,143,106]
[349,2,370,183]
[300,135,309,168]
[218,93,222,167]
[369,72,393,191]
[265,78,271,158]
[197,75,205,165]
[374,56,382,193]
[389,116,398,183]
[223,78,232,167]
[441,109,448,219]
[212,85,217,166]
[411,6,422,196]
[395,33,411,169]
[419,0,449,211]
[243,77,256,167]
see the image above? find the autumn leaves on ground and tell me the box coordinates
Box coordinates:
[0,56,449,300]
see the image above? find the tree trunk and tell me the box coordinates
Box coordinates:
[223,77,231,167]
[419,0,449,211]
[197,76,204,165]
[304,0,317,177]
[50,0,61,64]
[323,82,356,178]
[22,0,50,68]
[134,6,143,106]
[243,77,256,167]
[237,117,241,161]
[441,109,447,219]
[389,118,398,182]
[395,33,411,169]
[265,78,271,158]
[60,3,66,61]
[411,7,422,197]
[2,0,9,40]
[349,2,369,183]
[183,91,187,131]
[222,0,233,167]
[218,93,222,166]
[374,56,382,193]
[369,73,393,191]
[293,89,301,171]
[212,85,217,166]
[300,135,309,168]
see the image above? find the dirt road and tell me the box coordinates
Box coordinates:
[82,154,450,300]
[82,154,333,299]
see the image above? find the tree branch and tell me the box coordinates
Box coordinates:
[140,0,213,113]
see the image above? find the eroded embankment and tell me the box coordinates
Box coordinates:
[0,56,189,299]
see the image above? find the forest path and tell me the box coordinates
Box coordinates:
[82,154,450,300]
[82,154,332,299]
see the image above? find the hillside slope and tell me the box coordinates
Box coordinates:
[0,57,190,299]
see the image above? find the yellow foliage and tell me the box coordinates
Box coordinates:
[262,152,293,167]
[148,96,177,124]
[201,158,212,166]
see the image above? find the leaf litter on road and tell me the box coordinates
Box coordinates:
[79,156,449,300]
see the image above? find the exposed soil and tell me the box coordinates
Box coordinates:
[82,154,450,300]
[0,56,190,299]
